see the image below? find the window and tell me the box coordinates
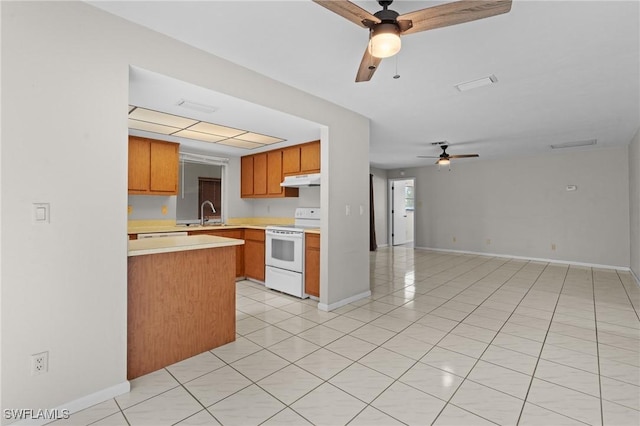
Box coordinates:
[405,185,414,211]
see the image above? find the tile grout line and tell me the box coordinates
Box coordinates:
[427,260,551,425]
[592,268,605,426]
[514,264,571,425]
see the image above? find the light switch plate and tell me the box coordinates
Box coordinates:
[33,203,50,224]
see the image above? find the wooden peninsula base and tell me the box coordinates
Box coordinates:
[127,237,239,380]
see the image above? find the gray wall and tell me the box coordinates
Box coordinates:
[387,146,630,268]
[1,1,369,416]
[370,167,388,247]
[630,128,640,280]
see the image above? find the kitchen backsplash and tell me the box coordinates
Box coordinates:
[128,195,177,220]
[128,186,319,221]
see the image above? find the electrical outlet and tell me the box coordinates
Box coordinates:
[551,243,557,251]
[452,236,457,243]
[31,351,48,375]
[486,239,491,245]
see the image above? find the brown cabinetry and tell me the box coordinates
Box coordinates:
[305,233,320,297]
[241,150,298,199]
[300,141,321,174]
[282,140,321,176]
[244,229,265,281]
[188,229,244,278]
[253,153,268,196]
[128,136,179,195]
[241,156,254,197]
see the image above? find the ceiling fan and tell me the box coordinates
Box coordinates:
[418,143,479,165]
[313,0,512,82]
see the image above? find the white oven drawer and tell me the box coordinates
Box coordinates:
[265,266,307,299]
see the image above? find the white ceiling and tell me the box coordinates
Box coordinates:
[92,0,639,169]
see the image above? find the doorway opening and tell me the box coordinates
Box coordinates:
[388,178,415,247]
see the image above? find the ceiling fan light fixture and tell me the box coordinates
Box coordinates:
[437,158,450,165]
[368,23,401,58]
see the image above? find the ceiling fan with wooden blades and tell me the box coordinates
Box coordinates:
[313,0,512,82]
[418,143,479,165]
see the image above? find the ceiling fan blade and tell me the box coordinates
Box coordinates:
[417,155,440,158]
[313,0,380,28]
[356,47,382,82]
[449,154,479,158]
[398,0,512,35]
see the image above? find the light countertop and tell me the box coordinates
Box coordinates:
[128,235,244,257]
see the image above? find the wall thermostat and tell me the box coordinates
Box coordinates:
[566,185,577,191]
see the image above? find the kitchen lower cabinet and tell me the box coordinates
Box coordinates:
[127,244,235,379]
[304,233,320,297]
[244,229,265,281]
[188,229,244,278]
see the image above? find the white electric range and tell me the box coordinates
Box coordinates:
[265,207,320,298]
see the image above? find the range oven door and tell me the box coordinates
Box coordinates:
[265,229,304,273]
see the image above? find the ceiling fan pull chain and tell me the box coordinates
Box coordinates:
[393,54,400,79]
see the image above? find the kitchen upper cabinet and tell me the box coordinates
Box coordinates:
[304,233,320,297]
[300,141,320,174]
[128,136,179,195]
[241,156,254,197]
[282,140,321,176]
[241,150,298,199]
[253,153,267,196]
[267,151,284,196]
[244,229,265,281]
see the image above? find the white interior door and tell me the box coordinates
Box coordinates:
[392,180,408,245]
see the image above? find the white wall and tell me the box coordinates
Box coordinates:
[251,187,321,218]
[629,128,640,280]
[387,147,630,268]
[370,167,388,247]
[1,1,369,417]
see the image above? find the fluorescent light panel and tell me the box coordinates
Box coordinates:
[217,139,264,149]
[128,119,180,135]
[550,139,597,149]
[189,122,245,138]
[128,106,286,149]
[236,132,284,144]
[173,130,226,143]
[129,108,197,128]
[455,75,498,92]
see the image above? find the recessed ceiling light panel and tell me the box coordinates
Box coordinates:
[218,139,264,150]
[188,122,245,138]
[455,75,498,92]
[129,108,198,128]
[236,132,284,144]
[173,130,226,143]
[128,106,287,149]
[128,119,180,135]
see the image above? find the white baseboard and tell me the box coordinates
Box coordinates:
[415,246,630,271]
[14,381,130,426]
[318,290,372,312]
[631,268,640,288]
[375,243,389,248]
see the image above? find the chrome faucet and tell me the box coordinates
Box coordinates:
[200,200,216,226]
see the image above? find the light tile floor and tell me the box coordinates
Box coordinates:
[54,248,640,425]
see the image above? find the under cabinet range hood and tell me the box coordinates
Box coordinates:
[280,173,321,188]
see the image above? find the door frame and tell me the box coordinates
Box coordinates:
[388,177,416,246]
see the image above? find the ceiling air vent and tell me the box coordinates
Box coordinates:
[550,139,597,149]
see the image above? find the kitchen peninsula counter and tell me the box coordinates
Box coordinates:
[127,234,243,379]
[128,234,243,256]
